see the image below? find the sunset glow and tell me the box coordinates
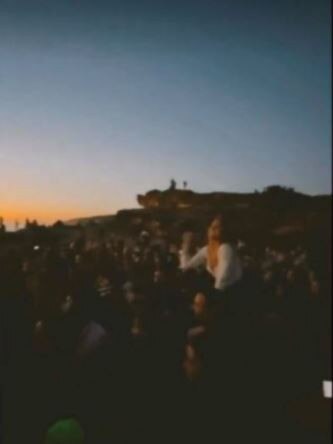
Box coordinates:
[0,0,331,229]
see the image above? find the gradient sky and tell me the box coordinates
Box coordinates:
[0,0,331,227]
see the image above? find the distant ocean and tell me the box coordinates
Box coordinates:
[3,221,19,232]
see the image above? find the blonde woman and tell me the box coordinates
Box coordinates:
[179,216,242,292]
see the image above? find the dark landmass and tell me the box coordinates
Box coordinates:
[64,186,331,240]
[1,186,331,251]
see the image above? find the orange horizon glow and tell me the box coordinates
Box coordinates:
[1,204,128,227]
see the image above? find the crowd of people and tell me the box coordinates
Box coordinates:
[0,215,331,443]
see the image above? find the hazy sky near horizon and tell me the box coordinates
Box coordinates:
[0,0,331,226]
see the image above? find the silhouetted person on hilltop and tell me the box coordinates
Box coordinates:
[169,179,177,190]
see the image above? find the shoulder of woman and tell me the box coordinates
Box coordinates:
[218,243,233,255]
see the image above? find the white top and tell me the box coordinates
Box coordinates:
[323,380,332,399]
[179,243,242,291]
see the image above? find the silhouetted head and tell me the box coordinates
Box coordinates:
[192,292,207,317]
[153,269,164,283]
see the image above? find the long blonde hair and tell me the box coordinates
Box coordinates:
[207,216,223,272]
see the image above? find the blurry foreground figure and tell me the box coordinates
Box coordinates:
[45,418,84,444]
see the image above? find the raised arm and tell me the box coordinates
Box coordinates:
[179,246,207,271]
